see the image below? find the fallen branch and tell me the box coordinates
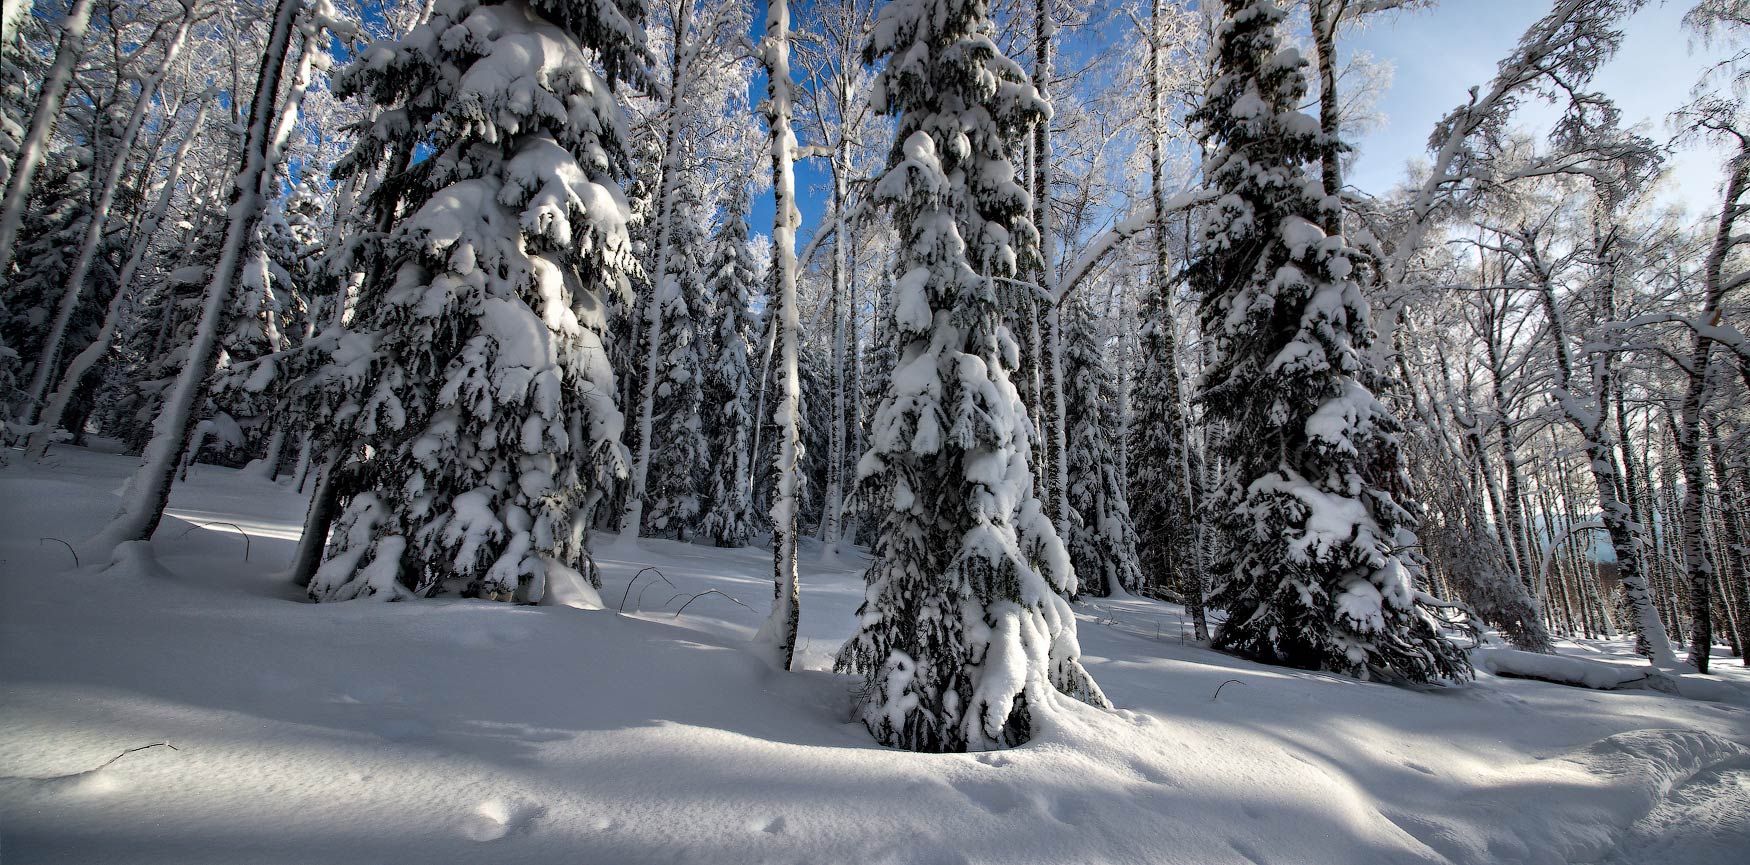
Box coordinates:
[6,742,183,781]
[39,536,79,568]
[1212,679,1245,701]
[672,589,753,619]
[176,521,253,561]
[618,566,675,613]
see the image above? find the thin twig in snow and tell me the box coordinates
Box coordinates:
[619,566,675,613]
[672,589,753,618]
[176,521,253,560]
[39,537,79,568]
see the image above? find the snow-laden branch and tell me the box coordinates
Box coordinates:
[1049,189,1215,307]
[1608,312,1750,362]
[1536,521,1604,605]
[1386,0,1640,285]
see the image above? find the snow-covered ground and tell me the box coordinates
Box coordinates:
[2,446,1747,865]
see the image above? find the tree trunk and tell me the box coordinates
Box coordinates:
[87,0,303,555]
[0,0,94,275]
[820,119,849,554]
[617,0,695,541]
[756,0,801,671]
[1150,0,1204,637]
[1677,143,1750,671]
[26,86,211,460]
[1310,0,1342,235]
[1709,424,1750,664]
[289,454,341,587]
[1033,0,1072,582]
[1531,260,1676,665]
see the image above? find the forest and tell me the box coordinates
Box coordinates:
[1,0,1748,862]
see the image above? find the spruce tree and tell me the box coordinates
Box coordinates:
[1190,0,1468,682]
[1128,280,1205,614]
[1,146,123,428]
[698,181,757,547]
[834,0,1106,753]
[644,171,712,538]
[308,0,646,602]
[1062,297,1143,597]
[110,199,224,452]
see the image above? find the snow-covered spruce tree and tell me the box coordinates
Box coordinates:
[0,10,36,419]
[643,170,712,539]
[1128,276,1206,609]
[0,3,47,209]
[111,197,225,453]
[211,207,301,471]
[1062,297,1143,597]
[834,0,1107,752]
[853,264,897,547]
[1,145,124,428]
[615,0,750,541]
[1127,0,1206,632]
[262,182,327,340]
[1190,0,1468,683]
[307,0,645,602]
[698,179,758,547]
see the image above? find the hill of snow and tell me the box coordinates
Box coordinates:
[2,446,1747,864]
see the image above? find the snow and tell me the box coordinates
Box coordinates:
[1477,647,1659,690]
[4,446,1750,863]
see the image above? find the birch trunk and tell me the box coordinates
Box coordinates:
[1149,0,1204,636]
[755,0,802,671]
[819,121,850,555]
[88,0,303,554]
[1710,427,1750,665]
[1531,257,1677,666]
[0,0,94,275]
[1310,0,1342,235]
[1676,143,1749,672]
[617,0,695,541]
[1033,0,1071,566]
[27,93,213,460]
[21,6,195,428]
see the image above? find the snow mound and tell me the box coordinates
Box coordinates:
[1378,728,1750,865]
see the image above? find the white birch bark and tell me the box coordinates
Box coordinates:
[1529,244,1678,667]
[1033,0,1072,563]
[19,4,196,424]
[1676,140,1748,672]
[616,0,696,542]
[754,0,802,671]
[26,93,214,460]
[88,0,304,555]
[820,94,850,556]
[0,0,95,275]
